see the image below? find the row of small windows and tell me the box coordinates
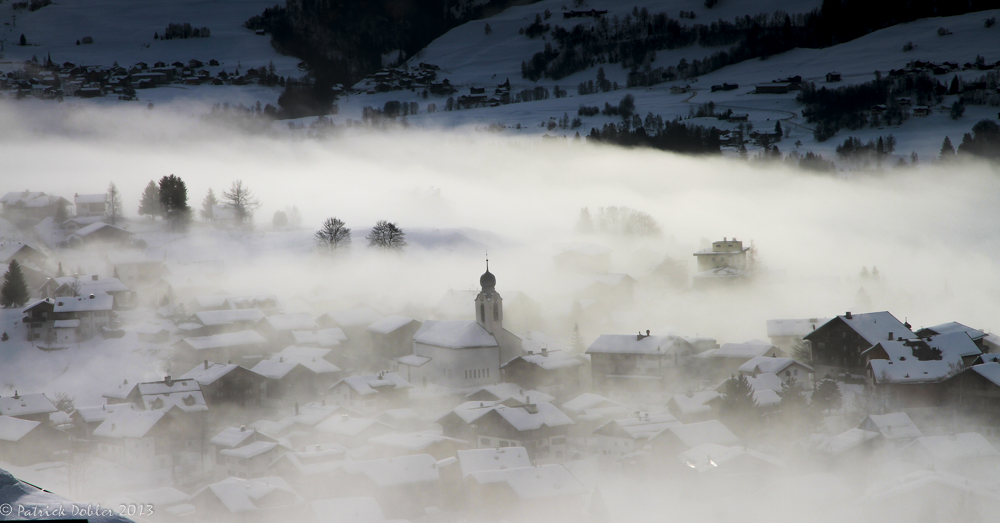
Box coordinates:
[465,368,490,380]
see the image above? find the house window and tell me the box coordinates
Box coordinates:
[479,437,490,447]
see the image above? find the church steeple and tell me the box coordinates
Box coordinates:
[475,259,503,334]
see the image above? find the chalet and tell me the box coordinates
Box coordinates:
[252,353,341,401]
[738,356,814,388]
[915,321,987,349]
[465,383,554,404]
[329,372,412,415]
[93,407,181,470]
[137,377,208,414]
[0,415,70,465]
[38,274,132,309]
[913,106,931,116]
[586,333,697,391]
[867,356,961,410]
[173,330,269,367]
[179,361,266,407]
[667,391,720,423]
[71,403,133,437]
[190,308,265,336]
[0,392,57,423]
[62,222,133,247]
[103,379,140,405]
[331,454,440,519]
[0,191,71,222]
[728,113,749,122]
[257,313,319,346]
[189,477,304,523]
[693,237,749,275]
[804,311,916,376]
[219,441,284,479]
[646,420,741,462]
[948,363,1000,431]
[367,315,422,360]
[210,426,278,468]
[858,412,923,446]
[437,399,573,463]
[0,242,48,269]
[25,293,115,343]
[594,411,679,459]
[871,104,887,114]
[826,72,842,82]
[502,348,585,395]
[73,193,106,217]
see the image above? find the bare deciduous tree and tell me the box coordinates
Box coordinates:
[366,220,407,251]
[222,180,261,223]
[106,181,124,225]
[315,217,351,253]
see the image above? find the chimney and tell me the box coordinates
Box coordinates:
[89,294,95,299]
[164,375,172,386]
[294,402,300,415]
[91,274,98,281]
[541,347,548,356]
[646,329,650,336]
[123,378,128,384]
[240,425,246,432]
[204,359,209,370]
[888,332,893,341]
[845,311,853,319]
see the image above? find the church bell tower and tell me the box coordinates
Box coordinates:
[475,260,503,335]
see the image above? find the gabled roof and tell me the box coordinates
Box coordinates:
[586,334,687,355]
[0,393,57,417]
[74,403,133,423]
[505,349,583,371]
[738,356,813,375]
[869,358,963,384]
[810,428,881,456]
[339,454,439,487]
[180,362,255,386]
[652,420,740,449]
[864,332,981,362]
[915,322,985,341]
[292,328,346,346]
[0,243,45,265]
[262,313,318,332]
[971,362,1000,387]
[193,309,264,326]
[679,443,783,472]
[220,441,278,459]
[595,413,680,440]
[93,408,167,438]
[210,426,272,448]
[252,355,340,379]
[414,320,497,349]
[53,294,114,312]
[0,415,41,442]
[367,315,419,335]
[179,330,268,351]
[465,383,554,404]
[562,393,621,414]
[468,464,586,499]
[70,222,131,239]
[198,477,300,513]
[859,413,923,440]
[103,380,138,400]
[668,391,720,416]
[333,373,411,395]
[441,400,573,431]
[368,431,466,452]
[805,312,916,345]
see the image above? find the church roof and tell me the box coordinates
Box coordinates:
[414,320,497,349]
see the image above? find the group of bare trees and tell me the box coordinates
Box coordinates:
[315,218,407,254]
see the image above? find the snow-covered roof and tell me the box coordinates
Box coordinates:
[193,309,264,326]
[53,294,114,312]
[334,373,412,395]
[915,321,985,340]
[586,334,687,355]
[263,313,318,332]
[138,378,200,396]
[73,276,130,295]
[809,312,916,346]
[220,441,278,459]
[811,428,881,456]
[252,355,340,380]
[211,426,266,448]
[859,413,923,440]
[745,373,784,393]
[869,358,962,384]
[0,393,57,417]
[180,362,247,386]
[413,320,497,349]
[561,393,621,414]
[74,193,106,204]
[93,408,166,439]
[316,416,392,437]
[0,415,41,442]
[70,222,131,239]
[465,383,554,404]
[506,349,583,371]
[397,355,431,367]
[199,477,300,513]
[469,464,586,499]
[367,315,418,335]
[714,340,777,359]
[278,345,332,360]
[669,391,721,416]
[596,413,680,440]
[0,243,44,264]
[443,400,573,431]
[456,446,531,477]
[142,391,208,413]
[340,454,440,487]
[971,362,1000,387]
[292,328,346,346]
[865,332,981,362]
[180,330,268,351]
[766,318,831,338]
[738,356,813,375]
[75,403,133,423]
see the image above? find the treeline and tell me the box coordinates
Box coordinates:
[160,23,210,40]
[521,0,1000,83]
[587,120,721,154]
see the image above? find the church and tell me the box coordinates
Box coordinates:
[396,263,522,390]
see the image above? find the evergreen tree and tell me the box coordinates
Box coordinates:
[1,332,7,342]
[812,378,843,413]
[106,181,124,225]
[940,136,955,159]
[777,377,814,437]
[366,220,407,251]
[315,217,351,253]
[576,207,593,234]
[200,188,218,221]
[138,180,161,218]
[718,374,758,436]
[55,262,64,277]
[1,260,30,308]
[18,34,25,46]
[158,174,190,227]
[571,323,583,353]
[774,120,783,135]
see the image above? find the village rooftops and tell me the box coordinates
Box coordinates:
[586,334,687,355]
[340,454,440,487]
[179,330,268,351]
[466,383,554,404]
[456,446,531,477]
[713,340,778,359]
[766,318,832,338]
[971,362,1000,386]
[193,309,265,326]
[443,400,574,431]
[199,476,301,513]
[316,415,393,437]
[864,332,981,363]
[368,432,466,452]
[366,315,418,335]
[180,362,247,386]
[651,420,741,449]
[0,243,44,264]
[680,443,783,472]
[75,403,133,424]
[292,328,346,346]
[334,373,411,395]
[0,393,57,418]
[220,440,278,459]
[596,412,680,440]
[51,275,130,295]
[469,464,587,499]
[53,293,114,312]
[103,380,137,400]
[0,415,41,442]
[811,428,881,456]
[93,408,166,438]
[1,191,69,207]
[277,345,332,361]
[561,393,621,414]
[506,349,583,371]
[669,391,721,417]
[142,390,207,413]
[69,222,131,239]
[138,378,200,395]
[869,358,963,384]
[262,313,318,332]
[414,320,497,349]
[739,356,813,375]
[253,355,340,379]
